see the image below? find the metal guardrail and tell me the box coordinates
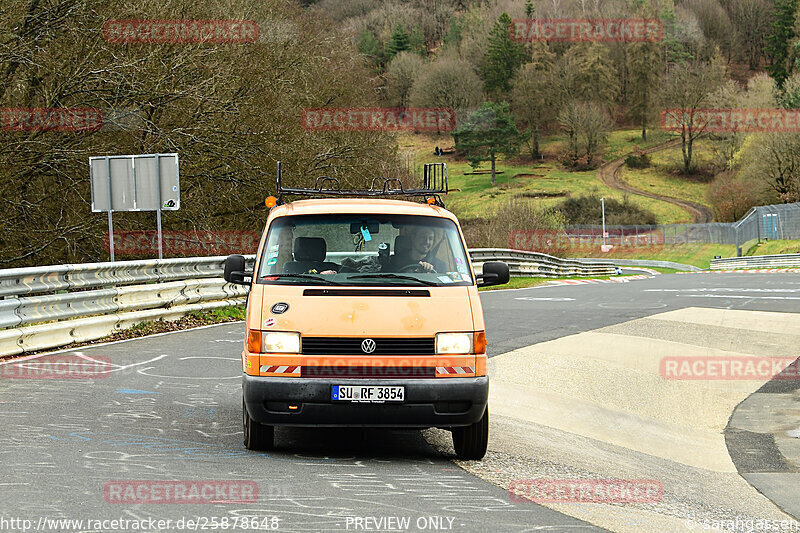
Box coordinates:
[710,253,800,270]
[572,258,702,271]
[470,249,616,277]
[0,250,614,357]
[0,256,256,357]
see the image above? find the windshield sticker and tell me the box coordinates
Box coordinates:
[457,265,467,273]
[448,272,461,281]
[360,226,372,242]
[461,273,471,282]
[438,275,454,284]
[268,250,279,259]
[267,258,278,266]
[263,317,276,327]
[270,244,279,251]
[456,257,464,264]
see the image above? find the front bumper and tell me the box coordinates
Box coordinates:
[242,375,488,428]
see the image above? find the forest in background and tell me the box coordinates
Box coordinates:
[2,0,800,266]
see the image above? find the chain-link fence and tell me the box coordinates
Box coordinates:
[537,202,800,257]
[731,203,800,255]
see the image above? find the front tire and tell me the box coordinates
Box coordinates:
[243,399,274,451]
[452,407,488,460]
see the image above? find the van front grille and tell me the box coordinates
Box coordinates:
[301,337,435,356]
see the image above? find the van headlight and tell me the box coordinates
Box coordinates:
[262,332,301,353]
[435,333,473,354]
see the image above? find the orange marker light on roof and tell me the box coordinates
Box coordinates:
[265,196,277,208]
[426,197,436,205]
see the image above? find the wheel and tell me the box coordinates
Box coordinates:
[242,398,274,451]
[398,263,426,273]
[397,263,436,273]
[452,407,488,460]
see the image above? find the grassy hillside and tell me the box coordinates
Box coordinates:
[401,130,692,223]
[744,240,800,256]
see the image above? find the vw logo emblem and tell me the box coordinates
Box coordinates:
[361,338,376,354]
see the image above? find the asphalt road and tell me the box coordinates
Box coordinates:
[482,272,800,356]
[1,272,798,532]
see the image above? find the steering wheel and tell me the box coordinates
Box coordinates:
[397,263,435,273]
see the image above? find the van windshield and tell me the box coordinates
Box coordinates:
[257,214,472,286]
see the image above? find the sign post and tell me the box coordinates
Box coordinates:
[90,153,180,261]
[105,157,115,261]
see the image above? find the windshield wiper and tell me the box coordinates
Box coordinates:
[261,273,343,285]
[346,273,439,286]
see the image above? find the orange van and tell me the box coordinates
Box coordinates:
[224,164,509,459]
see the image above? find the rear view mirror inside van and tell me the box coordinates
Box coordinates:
[349,221,379,235]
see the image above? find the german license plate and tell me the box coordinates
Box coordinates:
[332,385,404,403]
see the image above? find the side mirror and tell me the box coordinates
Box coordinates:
[224,254,252,285]
[477,261,510,287]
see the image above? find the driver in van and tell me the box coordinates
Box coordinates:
[318,225,445,275]
[390,226,445,273]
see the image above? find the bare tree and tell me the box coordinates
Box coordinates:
[385,51,425,107]
[661,60,726,174]
[729,0,771,69]
[0,0,408,267]
[409,57,483,126]
[558,101,612,166]
[511,62,557,158]
[739,133,800,202]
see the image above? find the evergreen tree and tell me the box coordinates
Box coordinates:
[386,25,411,60]
[409,27,427,56]
[512,59,556,158]
[453,102,524,185]
[481,13,527,96]
[443,15,463,50]
[557,44,618,106]
[660,6,695,63]
[766,0,798,86]
[627,42,664,140]
[358,28,385,70]
[525,0,535,18]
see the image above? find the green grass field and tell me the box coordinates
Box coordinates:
[603,129,676,161]
[401,131,693,223]
[744,239,800,256]
[577,243,739,268]
[399,133,799,269]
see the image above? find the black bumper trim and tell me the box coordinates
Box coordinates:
[242,375,488,428]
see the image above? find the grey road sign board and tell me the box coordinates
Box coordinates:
[90,153,179,212]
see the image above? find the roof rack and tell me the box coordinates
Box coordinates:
[274,161,448,207]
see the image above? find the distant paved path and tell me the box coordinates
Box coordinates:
[598,139,715,223]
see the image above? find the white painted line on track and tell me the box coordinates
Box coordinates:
[178,356,240,361]
[646,288,800,292]
[515,297,576,301]
[679,294,800,300]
